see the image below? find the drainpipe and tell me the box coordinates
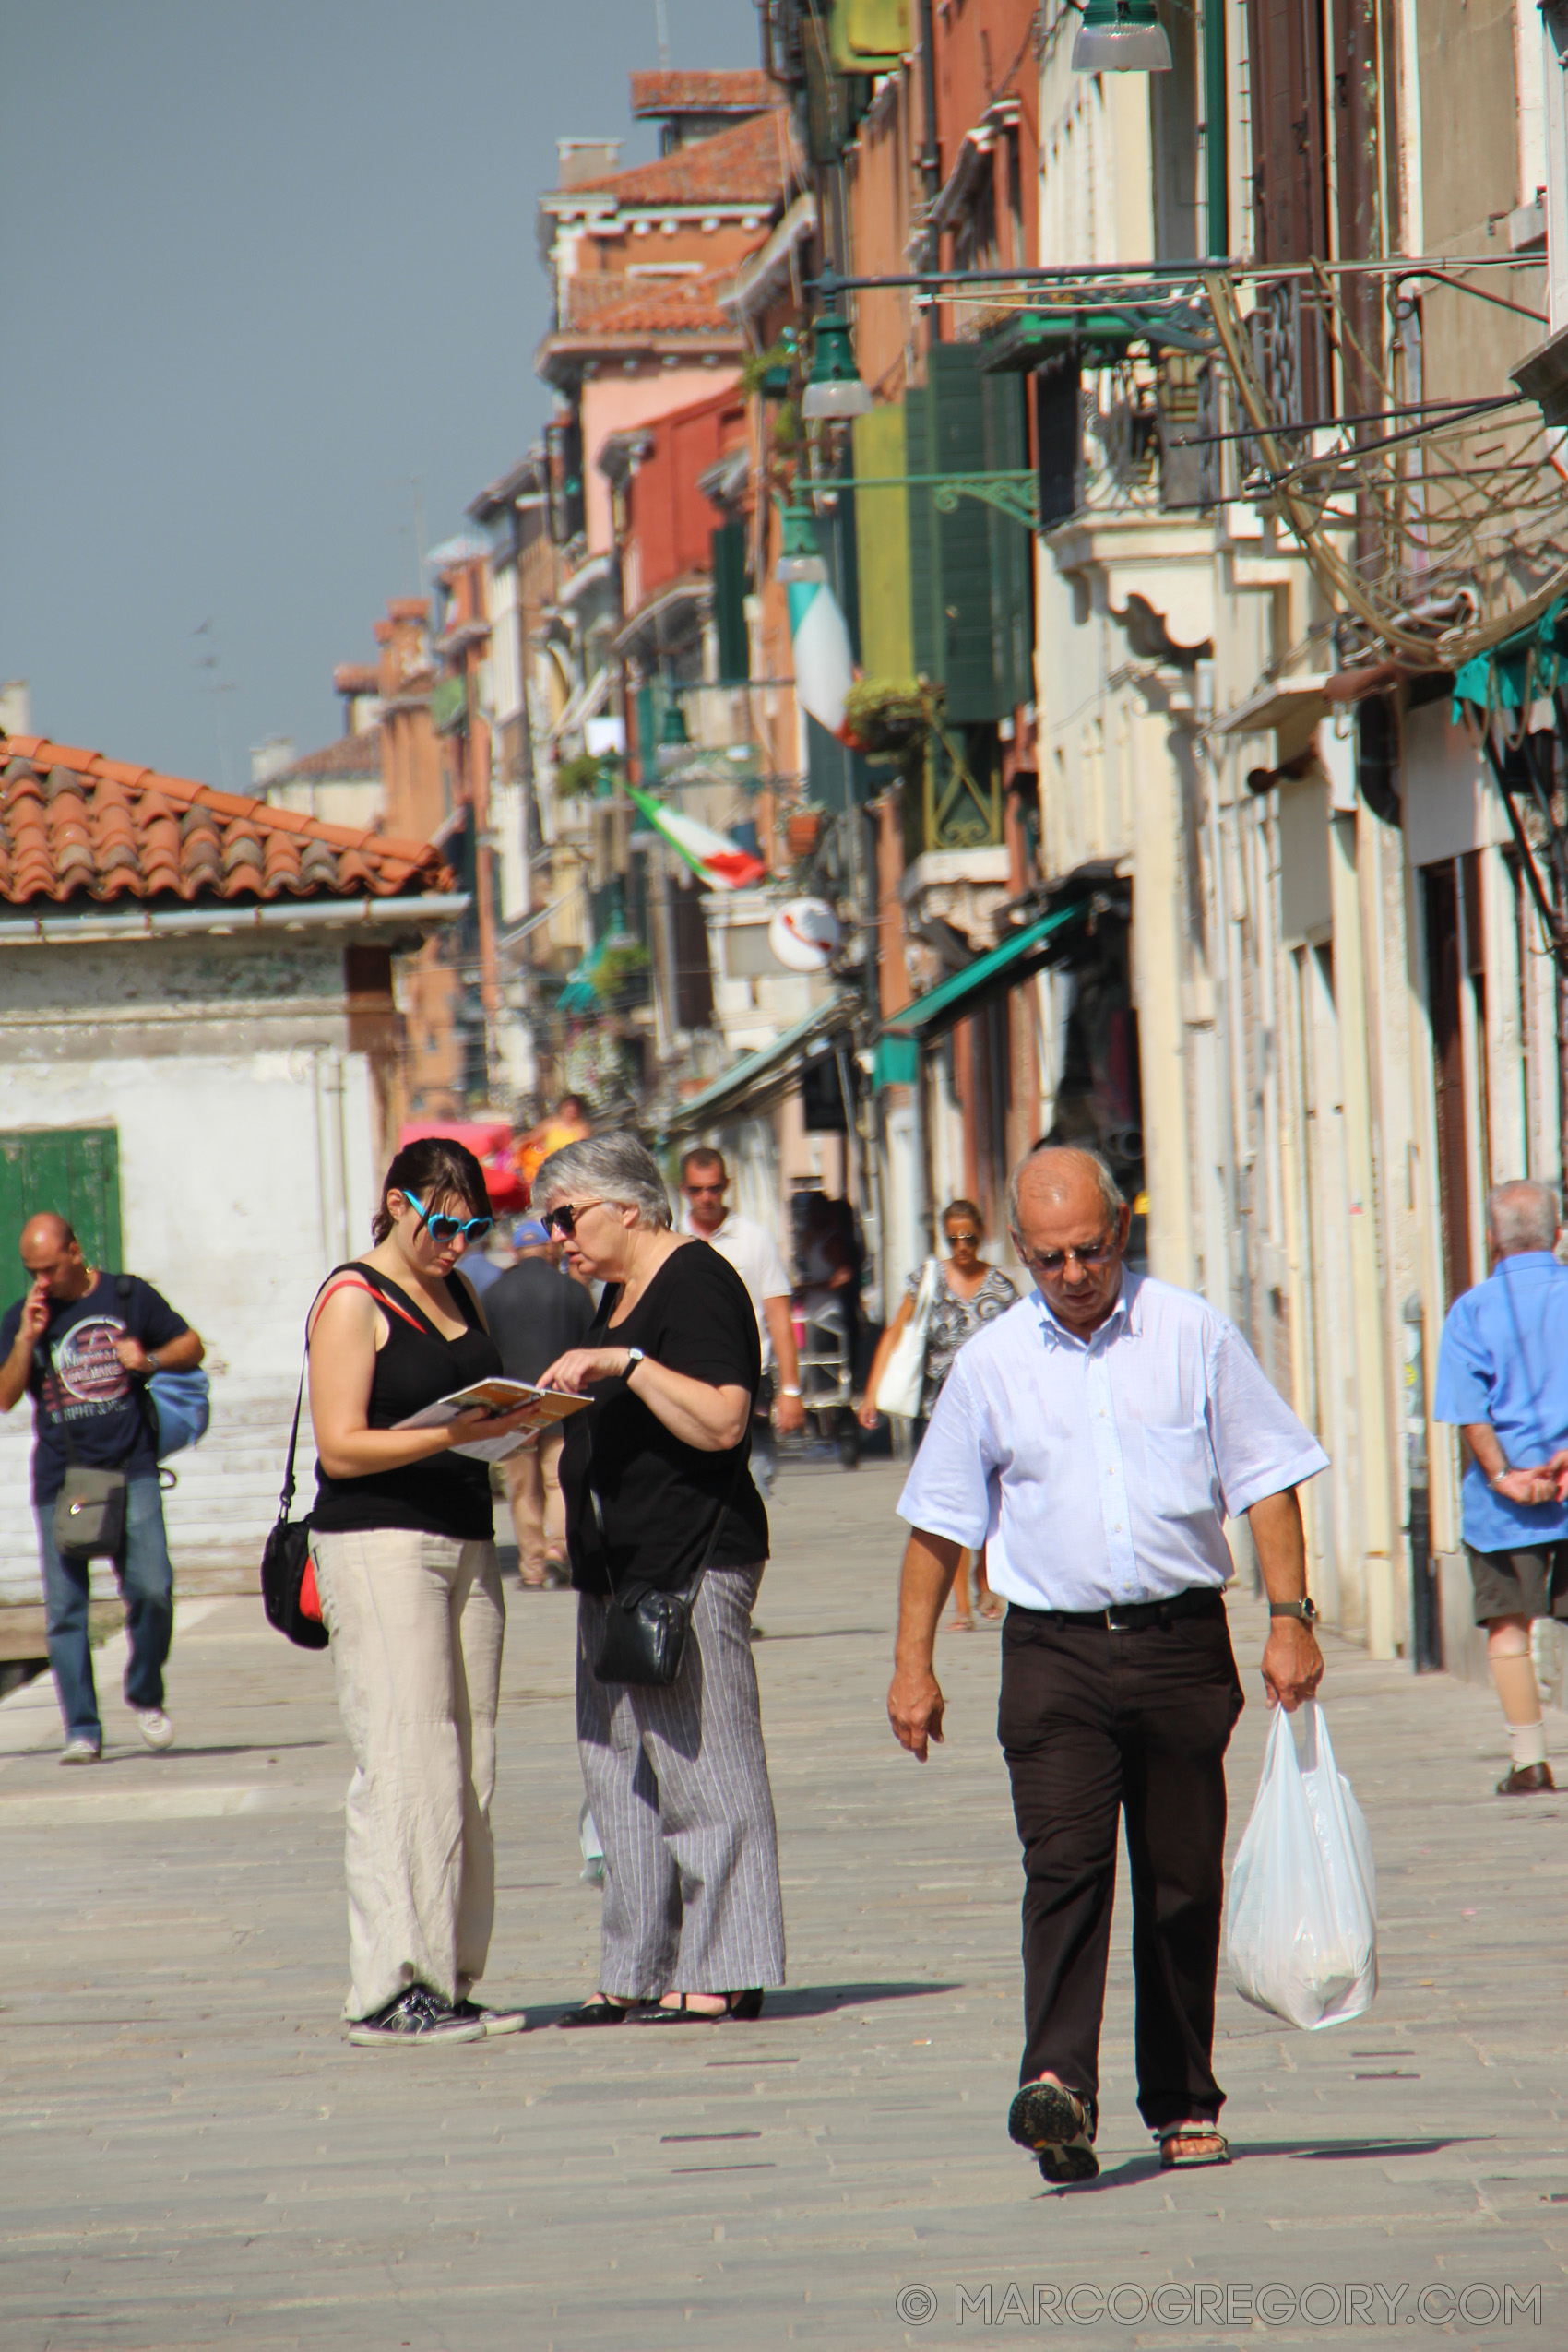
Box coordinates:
[1202,0,1228,260]
[918,0,942,276]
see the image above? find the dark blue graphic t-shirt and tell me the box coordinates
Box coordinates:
[0,1273,190,1503]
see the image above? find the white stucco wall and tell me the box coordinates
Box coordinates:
[0,937,386,1595]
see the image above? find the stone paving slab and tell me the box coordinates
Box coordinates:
[3,1463,1567,2348]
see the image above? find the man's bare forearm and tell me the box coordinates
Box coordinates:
[0,1334,32,1413]
[1247,1486,1308,1604]
[894,1529,961,1671]
[157,1328,205,1372]
[764,1296,799,1391]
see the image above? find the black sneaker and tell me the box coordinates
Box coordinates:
[1007,2080,1100,2184]
[348,1987,485,2046]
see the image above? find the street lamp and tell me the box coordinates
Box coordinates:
[774,508,828,585]
[801,310,873,421]
[654,694,690,775]
[1071,0,1173,72]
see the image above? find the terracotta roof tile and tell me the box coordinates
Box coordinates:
[628,69,775,117]
[0,737,452,907]
[564,111,793,208]
[270,728,383,786]
[564,267,739,338]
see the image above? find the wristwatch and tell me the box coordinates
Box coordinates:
[780,1384,802,1397]
[1268,1597,1319,1622]
[1488,1467,1513,1491]
[624,1347,647,1377]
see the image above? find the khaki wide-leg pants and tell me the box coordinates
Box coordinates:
[313,1527,505,2021]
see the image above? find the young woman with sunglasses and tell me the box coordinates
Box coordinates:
[859,1199,1019,1629]
[306,1137,540,2046]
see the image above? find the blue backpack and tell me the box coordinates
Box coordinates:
[114,1275,210,1460]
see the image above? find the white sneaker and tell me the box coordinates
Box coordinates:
[60,1736,101,1766]
[137,1708,175,1751]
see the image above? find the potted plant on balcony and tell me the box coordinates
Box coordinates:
[842,677,941,779]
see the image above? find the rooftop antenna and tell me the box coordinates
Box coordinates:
[655,0,670,67]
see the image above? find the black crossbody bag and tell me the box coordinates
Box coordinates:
[260,1365,328,1651]
[588,1436,741,1688]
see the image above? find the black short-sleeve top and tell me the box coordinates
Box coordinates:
[310,1263,501,1542]
[559,1239,768,1596]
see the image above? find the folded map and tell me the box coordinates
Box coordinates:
[393,1378,590,1462]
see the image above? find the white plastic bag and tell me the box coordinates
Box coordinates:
[1226,1701,1377,2030]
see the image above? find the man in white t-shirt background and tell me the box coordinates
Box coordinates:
[679,1148,805,1496]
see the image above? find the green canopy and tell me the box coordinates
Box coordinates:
[1452,597,1568,720]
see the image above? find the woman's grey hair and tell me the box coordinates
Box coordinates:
[1487,1179,1561,1255]
[531,1133,671,1231]
[1006,1143,1124,1238]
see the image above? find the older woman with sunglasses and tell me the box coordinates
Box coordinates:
[530,1134,785,2026]
[860,1199,1018,1628]
[307,1137,540,2046]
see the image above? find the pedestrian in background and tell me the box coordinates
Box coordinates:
[531,1133,785,2026]
[679,1146,805,1499]
[1433,1179,1568,1794]
[0,1213,204,1763]
[887,1145,1327,2183]
[306,1137,539,2046]
[484,1216,594,1586]
[860,1198,1017,1626]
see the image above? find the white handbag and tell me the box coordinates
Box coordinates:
[873,1257,942,1420]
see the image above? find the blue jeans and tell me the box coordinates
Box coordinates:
[37,1477,174,1741]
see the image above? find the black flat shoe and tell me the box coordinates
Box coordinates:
[632,1990,765,2024]
[556,1994,648,2027]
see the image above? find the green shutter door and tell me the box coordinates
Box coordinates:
[983,369,1032,712]
[904,383,938,682]
[927,347,995,724]
[0,1126,124,1273]
[710,522,749,683]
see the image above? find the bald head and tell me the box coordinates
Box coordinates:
[18,1213,91,1301]
[1008,1145,1123,1234]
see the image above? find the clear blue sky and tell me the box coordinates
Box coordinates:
[0,0,759,786]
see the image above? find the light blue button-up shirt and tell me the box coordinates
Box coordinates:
[1432,1250,1568,1551]
[897,1270,1329,1610]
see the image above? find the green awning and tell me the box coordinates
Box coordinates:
[879,900,1090,1045]
[659,994,861,1139]
[1452,597,1568,719]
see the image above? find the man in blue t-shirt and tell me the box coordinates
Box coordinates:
[0,1212,204,1763]
[1434,1179,1568,1796]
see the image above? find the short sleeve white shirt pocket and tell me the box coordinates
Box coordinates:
[1143,1416,1217,1519]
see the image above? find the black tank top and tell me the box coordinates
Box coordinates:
[311,1262,502,1542]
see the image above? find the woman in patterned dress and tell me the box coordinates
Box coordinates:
[859,1200,1018,1627]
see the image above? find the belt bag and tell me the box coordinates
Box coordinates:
[589,1452,741,1690]
[54,1466,127,1561]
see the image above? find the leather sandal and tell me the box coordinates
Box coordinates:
[632,1990,765,2024]
[1158,2123,1230,2168]
[556,1993,649,2028]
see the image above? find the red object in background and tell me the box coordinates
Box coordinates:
[398,1120,529,1212]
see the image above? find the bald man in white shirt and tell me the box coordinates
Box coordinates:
[887,1146,1327,2187]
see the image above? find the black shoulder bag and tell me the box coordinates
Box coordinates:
[260,1364,327,1650]
[589,1437,741,1688]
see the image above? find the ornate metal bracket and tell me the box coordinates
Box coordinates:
[802,473,1039,529]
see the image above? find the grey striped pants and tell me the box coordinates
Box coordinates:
[576,1562,786,1998]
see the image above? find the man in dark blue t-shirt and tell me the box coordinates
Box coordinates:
[0,1212,204,1762]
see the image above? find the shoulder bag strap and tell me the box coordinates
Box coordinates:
[281,1273,428,1521]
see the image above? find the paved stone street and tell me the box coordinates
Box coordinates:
[4,1462,1568,2350]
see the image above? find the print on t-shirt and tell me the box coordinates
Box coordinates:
[47,1316,137,1417]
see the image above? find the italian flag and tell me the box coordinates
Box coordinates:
[626,782,766,891]
[787,576,856,742]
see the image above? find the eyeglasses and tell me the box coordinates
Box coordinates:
[542,1198,606,1240]
[400,1186,494,1246]
[945,1229,980,1245]
[1020,1233,1119,1277]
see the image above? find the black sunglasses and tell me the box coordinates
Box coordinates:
[542,1197,605,1240]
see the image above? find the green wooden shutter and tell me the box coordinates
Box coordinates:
[904,383,938,682]
[710,522,749,683]
[0,1126,124,1273]
[927,347,995,724]
[983,369,1032,712]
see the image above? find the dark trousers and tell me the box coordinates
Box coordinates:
[998,1598,1244,2132]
